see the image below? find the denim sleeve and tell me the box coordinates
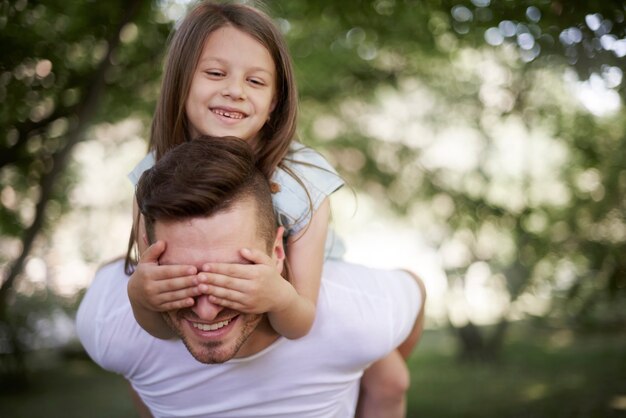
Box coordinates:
[127,151,156,187]
[271,144,344,237]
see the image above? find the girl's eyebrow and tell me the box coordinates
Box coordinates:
[198,57,274,76]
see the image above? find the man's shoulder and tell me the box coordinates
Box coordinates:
[77,258,146,373]
[77,258,131,336]
[90,258,129,295]
[317,261,421,353]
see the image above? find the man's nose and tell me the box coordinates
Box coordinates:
[192,295,224,321]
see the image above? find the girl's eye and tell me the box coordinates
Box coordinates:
[249,78,265,86]
[205,70,224,77]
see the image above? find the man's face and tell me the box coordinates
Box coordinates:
[156,199,283,364]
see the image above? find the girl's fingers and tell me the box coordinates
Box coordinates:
[142,265,198,281]
[239,248,272,265]
[198,272,249,291]
[158,297,195,311]
[207,295,244,311]
[153,274,199,293]
[157,284,202,302]
[138,241,197,277]
[139,240,166,263]
[201,249,272,275]
[201,262,253,278]
[200,261,268,280]
[201,284,246,304]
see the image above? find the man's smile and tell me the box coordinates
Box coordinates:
[183,313,241,339]
[191,318,232,331]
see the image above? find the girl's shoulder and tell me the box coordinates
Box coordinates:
[279,142,342,185]
[128,151,156,186]
[271,143,344,235]
[284,142,336,168]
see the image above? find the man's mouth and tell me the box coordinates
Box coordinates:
[191,319,232,331]
[212,108,245,119]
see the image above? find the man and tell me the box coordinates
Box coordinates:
[77,137,425,417]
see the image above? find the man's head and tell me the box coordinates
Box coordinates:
[135,136,284,363]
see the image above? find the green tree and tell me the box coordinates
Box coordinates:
[0,0,170,385]
[266,0,626,359]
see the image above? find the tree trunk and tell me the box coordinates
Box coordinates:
[0,0,145,388]
[452,317,510,363]
[454,320,493,362]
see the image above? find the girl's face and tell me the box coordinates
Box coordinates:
[185,26,277,145]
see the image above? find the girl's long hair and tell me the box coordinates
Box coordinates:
[150,1,298,179]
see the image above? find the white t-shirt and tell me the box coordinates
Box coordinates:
[76,260,422,418]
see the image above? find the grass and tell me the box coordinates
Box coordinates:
[0,350,137,418]
[1,325,625,417]
[406,326,626,417]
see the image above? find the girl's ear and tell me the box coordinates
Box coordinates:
[269,94,278,114]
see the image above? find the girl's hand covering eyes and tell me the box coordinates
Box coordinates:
[127,240,200,312]
[198,248,295,314]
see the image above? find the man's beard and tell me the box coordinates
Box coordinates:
[163,309,263,364]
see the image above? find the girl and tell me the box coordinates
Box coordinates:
[126,2,411,416]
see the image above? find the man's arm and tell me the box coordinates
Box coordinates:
[397,270,426,359]
[128,383,153,418]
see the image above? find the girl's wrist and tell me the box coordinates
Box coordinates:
[272,279,298,313]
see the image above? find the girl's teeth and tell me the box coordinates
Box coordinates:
[213,109,244,119]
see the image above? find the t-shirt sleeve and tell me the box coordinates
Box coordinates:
[318,262,423,359]
[127,152,156,187]
[272,145,344,236]
[76,260,150,376]
[387,270,423,348]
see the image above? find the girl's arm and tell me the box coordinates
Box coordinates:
[269,197,330,338]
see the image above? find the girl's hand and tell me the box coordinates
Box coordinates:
[127,240,200,312]
[198,248,296,314]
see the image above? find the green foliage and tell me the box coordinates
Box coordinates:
[0,0,171,384]
[0,0,169,255]
[270,0,626,336]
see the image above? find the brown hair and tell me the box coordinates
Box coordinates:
[150,0,298,179]
[136,136,277,251]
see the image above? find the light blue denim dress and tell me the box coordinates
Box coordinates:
[128,142,345,259]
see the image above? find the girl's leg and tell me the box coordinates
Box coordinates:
[356,350,409,418]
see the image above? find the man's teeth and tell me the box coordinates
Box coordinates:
[213,109,244,119]
[192,320,230,331]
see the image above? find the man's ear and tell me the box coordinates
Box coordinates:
[137,213,150,254]
[272,226,286,274]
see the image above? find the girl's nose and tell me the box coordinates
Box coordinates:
[192,295,224,321]
[222,78,246,100]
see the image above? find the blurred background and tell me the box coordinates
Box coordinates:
[1,0,625,416]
